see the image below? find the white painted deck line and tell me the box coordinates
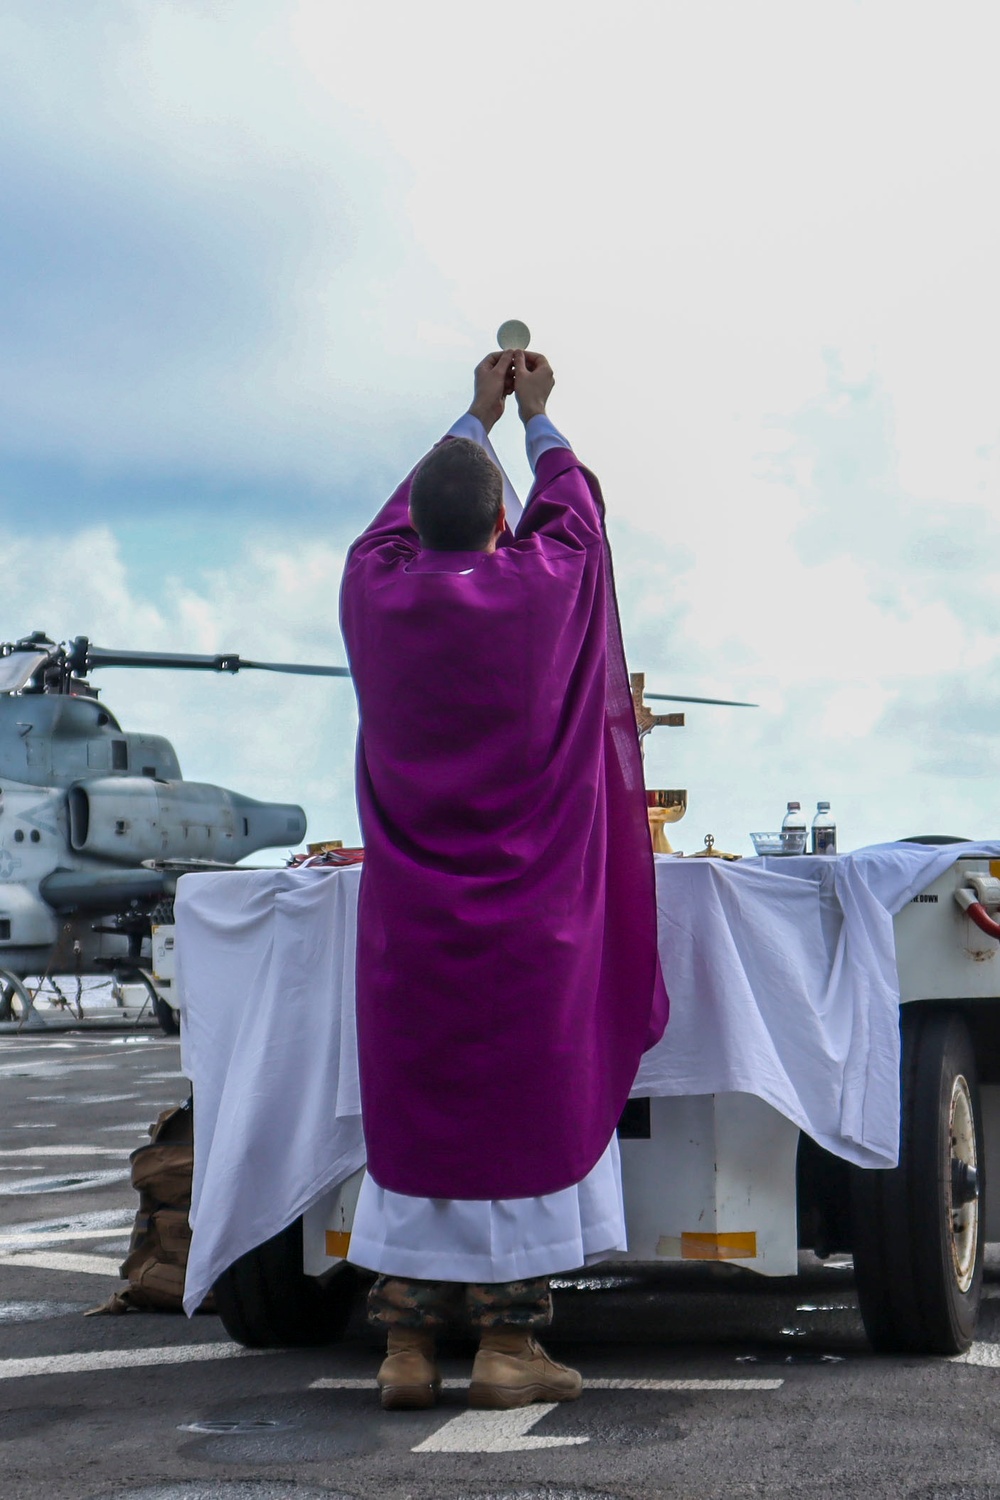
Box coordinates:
[0,1226,129,1249]
[0,1344,264,1380]
[311,1376,783,1391]
[951,1343,1000,1367]
[590,1376,783,1390]
[313,1377,449,1389]
[0,1146,129,1157]
[413,1404,587,1452]
[0,1251,123,1276]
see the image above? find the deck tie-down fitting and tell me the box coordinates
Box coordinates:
[954,874,1000,939]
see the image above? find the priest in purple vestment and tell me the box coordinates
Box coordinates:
[339,348,668,1411]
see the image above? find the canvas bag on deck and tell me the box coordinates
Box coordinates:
[89,1096,213,1314]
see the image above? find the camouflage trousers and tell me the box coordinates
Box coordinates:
[368,1275,553,1332]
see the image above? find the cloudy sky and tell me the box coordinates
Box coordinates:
[3,0,999,856]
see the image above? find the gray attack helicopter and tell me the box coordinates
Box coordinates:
[0,631,754,1035]
[0,632,350,1033]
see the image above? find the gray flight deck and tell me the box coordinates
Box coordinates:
[2,1028,1000,1499]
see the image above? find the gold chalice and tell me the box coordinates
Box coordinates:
[646,789,687,854]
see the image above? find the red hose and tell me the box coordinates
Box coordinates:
[967,902,1000,940]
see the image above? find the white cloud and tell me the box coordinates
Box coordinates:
[3,0,1000,858]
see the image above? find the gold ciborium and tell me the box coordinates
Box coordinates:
[646,788,687,854]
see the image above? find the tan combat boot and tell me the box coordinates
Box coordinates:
[468,1328,582,1409]
[377,1327,441,1410]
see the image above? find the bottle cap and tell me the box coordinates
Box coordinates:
[817,801,830,810]
[787,801,801,810]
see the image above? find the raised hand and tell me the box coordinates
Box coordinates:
[512,351,554,424]
[468,351,515,433]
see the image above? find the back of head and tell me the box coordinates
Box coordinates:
[410,438,503,551]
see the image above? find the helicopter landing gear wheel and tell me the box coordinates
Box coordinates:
[850,1008,984,1354]
[117,967,179,1036]
[0,969,38,1026]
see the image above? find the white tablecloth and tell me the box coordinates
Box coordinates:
[177,841,1000,1314]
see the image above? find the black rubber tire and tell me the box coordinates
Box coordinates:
[212,1216,358,1347]
[153,994,181,1036]
[850,1008,984,1354]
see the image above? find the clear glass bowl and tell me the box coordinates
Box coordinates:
[750,830,807,856]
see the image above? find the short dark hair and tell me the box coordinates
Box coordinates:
[409,438,503,551]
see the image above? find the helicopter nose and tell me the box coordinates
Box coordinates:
[230,794,306,852]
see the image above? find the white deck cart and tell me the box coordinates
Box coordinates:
[173,842,1000,1356]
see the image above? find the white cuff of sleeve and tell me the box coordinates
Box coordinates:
[525,414,572,473]
[445,412,489,447]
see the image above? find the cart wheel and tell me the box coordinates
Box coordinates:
[850,1008,983,1354]
[213,1216,359,1348]
[152,993,181,1036]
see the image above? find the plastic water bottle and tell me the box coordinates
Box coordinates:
[811,801,837,855]
[781,801,807,853]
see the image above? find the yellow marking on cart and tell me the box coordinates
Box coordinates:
[325,1230,352,1258]
[681,1230,758,1260]
[990,861,1000,881]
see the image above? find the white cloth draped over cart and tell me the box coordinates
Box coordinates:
[177,841,1000,1315]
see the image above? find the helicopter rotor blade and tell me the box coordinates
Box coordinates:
[85,647,243,672]
[238,660,352,678]
[75,640,744,696]
[644,692,758,708]
[80,644,351,678]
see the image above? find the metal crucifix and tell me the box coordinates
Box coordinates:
[630,672,684,748]
[630,672,687,853]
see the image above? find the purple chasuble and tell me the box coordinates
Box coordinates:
[340,444,669,1199]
